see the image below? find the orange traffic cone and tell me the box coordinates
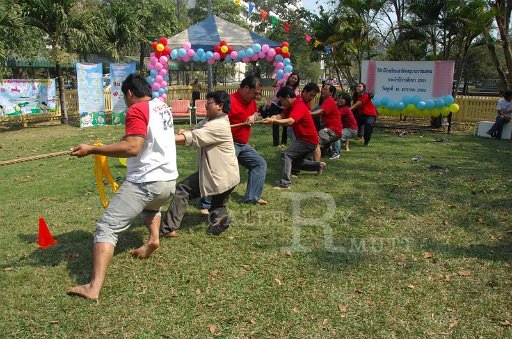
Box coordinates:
[38,217,57,248]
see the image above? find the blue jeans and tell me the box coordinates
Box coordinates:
[201,143,266,207]
[333,139,341,155]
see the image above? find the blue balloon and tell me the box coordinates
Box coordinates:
[252,43,261,53]
[387,101,396,109]
[158,88,166,95]
[246,48,254,57]
[444,95,454,105]
[149,69,157,77]
[277,69,284,76]
[170,49,178,59]
[178,48,186,57]
[164,75,169,81]
[396,102,405,111]
[275,55,283,62]
[224,55,232,63]
[380,96,389,105]
[416,101,426,110]
[201,55,208,62]
[283,58,291,65]
[402,95,411,105]
[435,98,445,107]
[205,51,213,59]
[152,91,159,98]
[426,100,435,109]
[147,76,155,84]
[411,95,421,105]
[277,73,283,80]
[196,48,205,56]
[372,98,381,106]
[284,65,293,73]
[192,54,200,61]
[238,50,246,58]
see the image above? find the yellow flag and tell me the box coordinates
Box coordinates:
[93,142,120,208]
[234,0,241,5]
[314,39,321,48]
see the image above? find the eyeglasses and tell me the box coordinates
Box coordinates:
[205,101,216,107]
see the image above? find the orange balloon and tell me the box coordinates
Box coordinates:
[282,46,289,53]
[156,43,164,52]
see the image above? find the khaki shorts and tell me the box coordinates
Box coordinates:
[95,180,176,245]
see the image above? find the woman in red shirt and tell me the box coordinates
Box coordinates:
[331,92,358,159]
[351,83,377,146]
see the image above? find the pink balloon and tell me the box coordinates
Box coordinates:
[151,82,161,91]
[242,56,250,63]
[159,56,168,64]
[184,56,191,62]
[213,52,221,60]
[258,51,265,58]
[267,48,276,57]
[183,42,191,50]
[262,44,269,52]
[147,63,155,70]
[230,51,238,59]
[283,72,291,81]
[149,52,156,58]
[251,53,259,61]
[159,68,168,76]
[276,62,284,70]
[266,55,274,62]
[155,62,163,70]
[161,81,168,87]
[187,49,195,57]
[160,93,167,100]
[150,56,158,63]
[207,58,215,64]
[155,75,163,82]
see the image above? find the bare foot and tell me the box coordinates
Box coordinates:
[132,241,159,259]
[344,148,350,152]
[257,199,268,205]
[200,209,209,215]
[162,230,178,238]
[67,284,99,301]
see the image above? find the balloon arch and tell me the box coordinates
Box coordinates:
[146,37,293,101]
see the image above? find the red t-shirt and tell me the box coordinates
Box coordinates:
[285,98,319,145]
[320,96,342,136]
[339,106,358,130]
[126,101,149,137]
[229,90,257,144]
[357,93,377,117]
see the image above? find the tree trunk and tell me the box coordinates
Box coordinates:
[484,30,509,90]
[56,62,68,125]
[139,42,146,73]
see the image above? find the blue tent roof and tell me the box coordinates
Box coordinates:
[167,15,280,51]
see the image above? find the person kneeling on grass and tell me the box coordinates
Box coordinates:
[263,86,326,190]
[160,90,239,238]
[67,74,178,301]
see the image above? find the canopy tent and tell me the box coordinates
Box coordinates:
[166,15,281,51]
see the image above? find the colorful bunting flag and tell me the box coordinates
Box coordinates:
[284,22,290,32]
[314,39,321,47]
[261,9,268,21]
[271,16,278,27]
[248,2,255,15]
[305,34,312,43]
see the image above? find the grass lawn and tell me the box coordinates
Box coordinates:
[0,122,511,337]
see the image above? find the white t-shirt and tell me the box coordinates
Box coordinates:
[125,99,178,183]
[496,98,512,117]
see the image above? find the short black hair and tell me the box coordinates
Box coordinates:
[206,90,231,113]
[276,86,297,99]
[504,90,512,98]
[240,75,261,89]
[337,92,352,106]
[121,74,151,98]
[302,82,320,93]
[327,84,337,96]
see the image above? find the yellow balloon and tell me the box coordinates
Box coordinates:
[441,106,450,116]
[220,45,228,53]
[156,43,164,52]
[450,103,459,113]
[431,108,441,117]
[282,46,289,53]
[119,158,127,167]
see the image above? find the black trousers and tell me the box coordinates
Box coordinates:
[272,124,288,146]
[160,171,235,235]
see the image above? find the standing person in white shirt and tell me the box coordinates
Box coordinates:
[487,90,512,139]
[67,74,178,301]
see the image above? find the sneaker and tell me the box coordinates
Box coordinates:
[207,215,232,235]
[317,162,327,175]
[329,153,340,160]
